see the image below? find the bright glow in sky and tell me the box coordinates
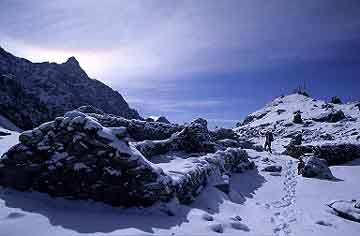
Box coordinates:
[1,0,360,127]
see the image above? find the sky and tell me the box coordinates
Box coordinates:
[1,0,360,128]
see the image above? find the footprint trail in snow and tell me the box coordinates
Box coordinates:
[269,159,298,236]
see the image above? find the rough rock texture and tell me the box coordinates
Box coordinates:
[262,165,282,173]
[135,118,217,158]
[302,156,334,179]
[0,111,171,207]
[0,74,51,130]
[87,113,183,141]
[0,113,254,207]
[76,105,105,115]
[284,143,360,165]
[293,111,303,124]
[210,128,238,140]
[172,148,254,204]
[0,46,140,129]
[312,110,346,123]
[313,144,360,165]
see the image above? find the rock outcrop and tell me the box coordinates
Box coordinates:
[0,46,141,129]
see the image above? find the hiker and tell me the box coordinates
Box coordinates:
[264,129,274,153]
[298,157,305,175]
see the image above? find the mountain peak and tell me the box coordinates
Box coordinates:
[64,56,80,66]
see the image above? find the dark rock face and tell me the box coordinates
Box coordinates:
[0,74,51,130]
[302,156,334,179]
[0,111,172,207]
[356,103,360,111]
[312,110,346,123]
[0,46,140,129]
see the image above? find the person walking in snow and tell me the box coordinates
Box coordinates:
[298,157,305,175]
[264,129,274,153]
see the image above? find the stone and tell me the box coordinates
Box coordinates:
[331,96,342,104]
[302,156,334,179]
[262,165,282,173]
[293,111,303,124]
[312,110,345,123]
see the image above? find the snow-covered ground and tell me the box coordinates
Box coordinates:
[1,124,359,235]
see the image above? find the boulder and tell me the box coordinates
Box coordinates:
[136,118,217,158]
[330,96,342,104]
[293,111,303,124]
[312,110,345,123]
[262,165,282,173]
[289,133,302,146]
[302,156,334,179]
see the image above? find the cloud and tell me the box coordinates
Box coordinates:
[1,0,359,81]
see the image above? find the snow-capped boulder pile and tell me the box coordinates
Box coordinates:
[135,118,218,158]
[86,113,183,141]
[313,143,360,165]
[0,111,173,207]
[302,156,334,179]
[0,112,255,207]
[170,148,254,204]
[284,143,360,165]
[328,200,360,223]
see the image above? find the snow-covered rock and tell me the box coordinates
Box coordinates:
[85,113,183,141]
[135,118,218,158]
[0,113,172,207]
[0,114,254,207]
[328,200,360,223]
[302,156,334,179]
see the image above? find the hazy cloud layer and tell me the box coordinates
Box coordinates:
[1,0,360,126]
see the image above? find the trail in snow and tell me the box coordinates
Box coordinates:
[268,158,298,236]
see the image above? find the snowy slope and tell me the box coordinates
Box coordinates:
[235,94,360,152]
[0,93,359,235]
